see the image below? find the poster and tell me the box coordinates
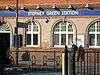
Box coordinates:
[77,35,84,47]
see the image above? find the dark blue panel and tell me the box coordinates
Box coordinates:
[0,10,100,16]
[13,34,23,48]
[0,11,16,16]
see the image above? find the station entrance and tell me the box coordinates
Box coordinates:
[0,33,10,50]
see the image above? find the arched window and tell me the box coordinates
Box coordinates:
[26,21,40,47]
[53,21,76,47]
[0,21,11,31]
[0,20,12,48]
[88,21,100,47]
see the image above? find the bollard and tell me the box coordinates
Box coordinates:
[72,51,75,75]
[62,45,68,75]
[54,51,56,72]
[65,45,68,75]
[62,53,65,75]
[62,45,77,75]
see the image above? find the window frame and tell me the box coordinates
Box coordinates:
[26,21,40,47]
[89,22,100,48]
[53,21,75,48]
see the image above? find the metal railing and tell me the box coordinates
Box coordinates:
[9,47,100,74]
[9,50,63,72]
[66,48,100,75]
[74,49,100,75]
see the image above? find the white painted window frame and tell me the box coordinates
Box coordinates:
[26,21,40,47]
[89,22,100,48]
[54,21,74,48]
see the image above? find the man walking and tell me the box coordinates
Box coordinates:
[77,45,85,61]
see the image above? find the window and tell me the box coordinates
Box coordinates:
[53,21,75,47]
[89,34,95,46]
[61,34,66,45]
[26,34,31,45]
[26,21,40,47]
[89,21,100,47]
[0,21,10,31]
[54,34,59,45]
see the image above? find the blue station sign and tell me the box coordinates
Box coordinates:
[0,10,100,16]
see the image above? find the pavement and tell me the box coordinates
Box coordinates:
[1,67,61,75]
[3,72,62,75]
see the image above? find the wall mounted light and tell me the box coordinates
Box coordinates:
[64,16,66,23]
[0,21,6,26]
[32,17,34,20]
[52,5,60,11]
[85,4,90,8]
[5,6,15,11]
[20,6,29,11]
[0,17,6,26]
[68,5,76,10]
[85,4,94,10]
[32,17,35,24]
[36,5,44,11]
[45,18,49,23]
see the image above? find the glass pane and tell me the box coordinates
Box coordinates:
[33,34,38,45]
[61,34,66,45]
[89,34,95,46]
[26,34,31,45]
[54,23,60,32]
[68,34,73,45]
[54,34,59,45]
[33,21,38,32]
[97,34,100,46]
[68,24,73,32]
[33,24,38,32]
[89,24,95,32]
[97,22,100,32]
[61,22,66,31]
[27,21,31,31]
[27,25,31,31]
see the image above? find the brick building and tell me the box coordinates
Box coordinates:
[0,0,100,66]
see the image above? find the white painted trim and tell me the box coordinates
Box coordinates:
[54,45,72,48]
[0,31,11,33]
[53,21,75,47]
[89,22,100,47]
[26,20,40,47]
[26,45,39,47]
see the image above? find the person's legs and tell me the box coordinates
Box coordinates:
[77,52,81,61]
[81,53,85,61]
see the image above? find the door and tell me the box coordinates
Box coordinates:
[0,33,10,51]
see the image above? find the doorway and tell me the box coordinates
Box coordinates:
[0,33,10,51]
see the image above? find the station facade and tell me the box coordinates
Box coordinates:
[0,0,100,65]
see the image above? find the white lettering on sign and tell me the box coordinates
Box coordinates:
[28,11,44,16]
[46,11,60,16]
[61,11,79,15]
[27,10,79,16]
